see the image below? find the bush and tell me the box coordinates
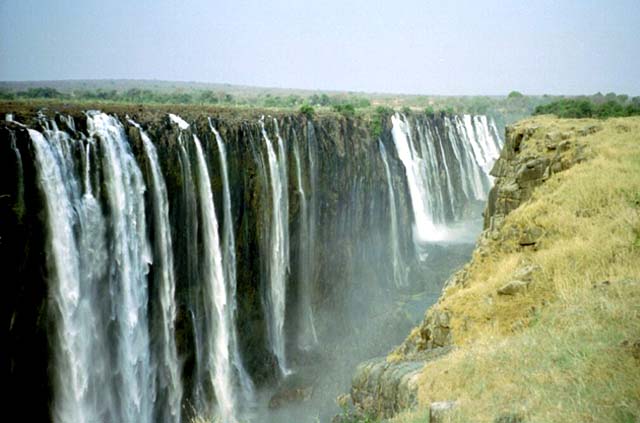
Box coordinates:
[534,98,640,119]
[332,104,356,118]
[299,104,315,118]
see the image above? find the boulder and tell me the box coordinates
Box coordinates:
[429,400,458,423]
[518,227,543,246]
[497,280,531,295]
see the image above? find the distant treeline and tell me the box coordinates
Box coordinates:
[4,86,639,122]
[533,93,640,118]
[0,86,373,110]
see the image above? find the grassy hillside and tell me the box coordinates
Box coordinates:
[391,116,640,422]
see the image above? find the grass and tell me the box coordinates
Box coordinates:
[391,116,640,422]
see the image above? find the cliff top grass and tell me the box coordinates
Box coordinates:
[393,116,640,422]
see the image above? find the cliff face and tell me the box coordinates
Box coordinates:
[0,103,503,422]
[345,116,640,422]
[0,108,396,420]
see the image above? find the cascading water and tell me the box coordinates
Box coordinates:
[391,112,503,243]
[209,119,255,407]
[192,132,237,421]
[88,112,155,423]
[379,140,406,287]
[260,117,290,375]
[9,130,24,219]
[129,120,182,423]
[293,134,319,349]
[174,132,206,411]
[391,113,446,243]
[30,127,110,423]
[6,107,507,423]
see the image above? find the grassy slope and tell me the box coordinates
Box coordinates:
[394,116,640,422]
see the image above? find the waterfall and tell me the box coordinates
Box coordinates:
[192,132,237,421]
[379,140,406,287]
[260,117,290,375]
[9,130,24,220]
[306,121,319,337]
[30,127,109,423]
[391,113,446,242]
[392,112,504,243]
[129,120,182,423]
[87,112,154,423]
[209,120,255,406]
[293,135,318,349]
[8,107,509,423]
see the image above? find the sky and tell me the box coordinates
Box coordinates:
[1,0,639,95]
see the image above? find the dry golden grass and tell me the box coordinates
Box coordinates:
[393,116,640,422]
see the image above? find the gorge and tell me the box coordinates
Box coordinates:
[1,105,503,422]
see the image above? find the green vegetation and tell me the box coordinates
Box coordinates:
[332,103,356,118]
[3,81,638,129]
[367,105,395,138]
[534,93,640,118]
[299,103,315,118]
[0,81,550,126]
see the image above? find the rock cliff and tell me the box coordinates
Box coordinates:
[344,116,640,422]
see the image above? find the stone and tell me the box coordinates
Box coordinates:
[429,401,458,423]
[268,384,314,409]
[550,160,563,173]
[497,279,531,295]
[518,227,543,246]
[516,158,549,183]
[545,132,561,143]
[350,357,424,419]
[558,140,571,151]
[577,124,601,136]
[494,413,525,423]
[513,264,541,281]
[620,339,640,360]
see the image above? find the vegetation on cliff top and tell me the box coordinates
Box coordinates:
[0,79,565,124]
[392,116,640,422]
[534,93,640,119]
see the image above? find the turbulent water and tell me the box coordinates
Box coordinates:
[5,109,504,423]
[293,132,319,349]
[379,140,406,287]
[209,119,255,411]
[130,120,183,422]
[260,117,291,376]
[391,113,503,245]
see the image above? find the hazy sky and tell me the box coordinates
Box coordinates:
[1,0,639,95]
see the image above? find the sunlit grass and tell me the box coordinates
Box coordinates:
[392,116,640,422]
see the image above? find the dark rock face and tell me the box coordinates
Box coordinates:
[0,109,405,420]
[1,123,52,423]
[0,106,492,421]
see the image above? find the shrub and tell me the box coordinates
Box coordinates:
[299,104,315,118]
[332,104,356,118]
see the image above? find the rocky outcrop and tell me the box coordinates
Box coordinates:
[483,122,596,232]
[345,118,600,420]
